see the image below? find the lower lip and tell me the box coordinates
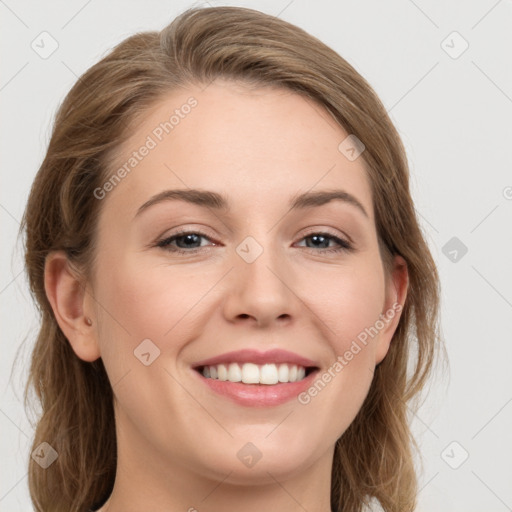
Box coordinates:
[193,369,319,407]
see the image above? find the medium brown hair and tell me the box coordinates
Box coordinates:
[21,6,443,511]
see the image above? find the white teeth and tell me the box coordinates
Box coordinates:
[260,363,279,385]
[217,364,228,381]
[202,362,310,384]
[228,362,242,382]
[278,363,289,382]
[241,363,260,384]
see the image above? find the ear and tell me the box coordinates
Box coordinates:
[44,251,101,362]
[374,254,408,365]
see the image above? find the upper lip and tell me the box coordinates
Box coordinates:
[192,349,319,369]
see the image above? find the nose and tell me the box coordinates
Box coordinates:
[222,239,299,328]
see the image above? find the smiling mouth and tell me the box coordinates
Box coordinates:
[195,362,319,385]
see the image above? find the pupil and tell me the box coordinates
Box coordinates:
[309,235,328,248]
[180,234,199,247]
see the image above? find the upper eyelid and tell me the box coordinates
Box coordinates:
[160,228,349,240]
[299,227,353,244]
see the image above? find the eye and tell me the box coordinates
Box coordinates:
[295,231,354,254]
[156,230,216,254]
[155,229,354,255]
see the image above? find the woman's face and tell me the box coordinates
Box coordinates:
[84,79,406,484]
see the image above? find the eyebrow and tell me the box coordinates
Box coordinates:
[135,188,369,218]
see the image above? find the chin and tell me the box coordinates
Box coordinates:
[194,436,320,484]
[206,455,312,486]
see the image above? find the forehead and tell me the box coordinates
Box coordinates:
[102,79,374,220]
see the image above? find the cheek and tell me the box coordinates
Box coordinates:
[298,258,386,352]
[91,254,210,442]
[293,260,385,421]
[93,252,218,360]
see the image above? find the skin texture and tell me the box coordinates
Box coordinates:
[45,80,408,512]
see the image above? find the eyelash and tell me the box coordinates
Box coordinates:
[155,228,354,255]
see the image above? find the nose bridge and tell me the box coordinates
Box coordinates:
[224,232,297,325]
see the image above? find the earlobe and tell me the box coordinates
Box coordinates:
[44,251,101,362]
[374,255,409,365]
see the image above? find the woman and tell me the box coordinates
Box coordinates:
[21,6,442,512]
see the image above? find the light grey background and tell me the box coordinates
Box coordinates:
[1,1,511,510]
